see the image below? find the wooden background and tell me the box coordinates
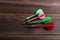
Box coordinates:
[0,0,60,40]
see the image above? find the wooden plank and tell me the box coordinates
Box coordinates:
[0,0,60,40]
[0,15,59,34]
[0,36,60,40]
[0,14,59,17]
[0,0,60,13]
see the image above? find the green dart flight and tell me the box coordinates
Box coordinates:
[28,16,52,25]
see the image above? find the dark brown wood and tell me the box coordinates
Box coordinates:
[0,15,59,40]
[0,15,59,34]
[0,0,60,40]
[0,0,60,13]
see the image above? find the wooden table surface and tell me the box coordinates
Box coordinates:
[0,0,60,40]
[0,14,59,40]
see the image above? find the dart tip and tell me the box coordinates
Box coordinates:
[26,21,32,25]
[24,17,29,21]
[23,19,27,21]
[26,20,30,23]
[26,17,29,19]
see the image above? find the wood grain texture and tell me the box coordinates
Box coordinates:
[0,0,60,13]
[0,15,59,40]
[0,0,60,40]
[0,14,59,40]
[0,15,59,34]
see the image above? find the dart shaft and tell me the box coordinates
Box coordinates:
[26,9,43,20]
[30,16,52,24]
[26,13,38,19]
[28,12,45,22]
[28,17,38,22]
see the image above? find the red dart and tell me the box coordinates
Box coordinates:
[32,22,54,30]
[43,22,54,30]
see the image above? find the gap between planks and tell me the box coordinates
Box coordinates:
[0,13,59,17]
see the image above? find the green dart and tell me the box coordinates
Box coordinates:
[28,16,52,25]
[24,9,43,21]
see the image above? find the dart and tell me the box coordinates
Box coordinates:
[27,12,45,22]
[27,17,38,22]
[24,22,54,30]
[27,16,52,25]
[24,9,43,21]
[43,22,54,30]
[32,22,54,30]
